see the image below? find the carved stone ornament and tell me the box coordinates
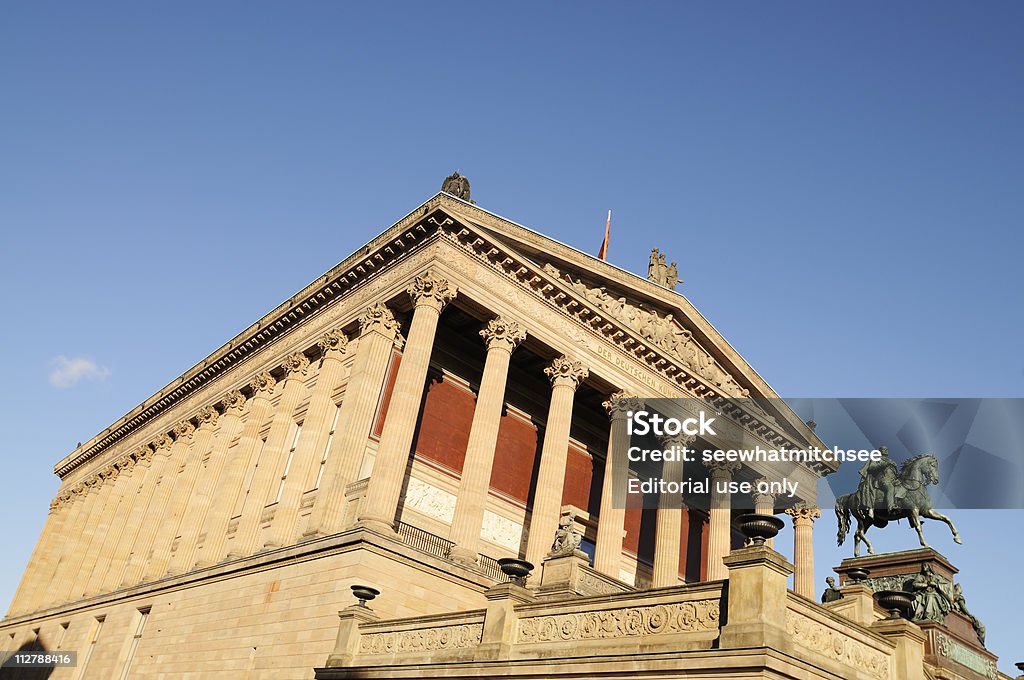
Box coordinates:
[602,391,643,419]
[440,171,472,202]
[647,247,680,290]
[134,444,154,465]
[544,356,589,390]
[541,263,744,396]
[195,405,219,430]
[480,316,526,353]
[518,599,719,643]
[786,502,821,524]
[172,420,196,442]
[752,477,777,503]
[359,623,483,655]
[785,610,889,680]
[221,389,246,414]
[153,433,174,452]
[360,302,400,337]
[549,511,583,557]
[317,328,349,358]
[705,460,741,479]
[249,371,277,396]
[281,352,311,377]
[408,272,457,312]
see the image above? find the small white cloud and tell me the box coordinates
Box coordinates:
[48,355,111,389]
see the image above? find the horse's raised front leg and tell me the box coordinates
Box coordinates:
[909,510,929,548]
[921,508,963,544]
[857,517,874,556]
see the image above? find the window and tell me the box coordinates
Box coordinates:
[234,437,267,519]
[118,607,150,680]
[313,406,341,490]
[76,616,104,679]
[274,423,302,503]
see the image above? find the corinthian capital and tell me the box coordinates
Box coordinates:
[480,317,526,353]
[659,432,696,450]
[134,444,154,467]
[705,460,741,479]
[407,272,457,312]
[602,391,643,420]
[544,356,589,391]
[318,328,349,359]
[249,371,276,397]
[173,419,196,442]
[785,502,821,525]
[221,389,246,415]
[153,433,174,454]
[281,352,310,377]
[360,303,400,338]
[195,405,219,430]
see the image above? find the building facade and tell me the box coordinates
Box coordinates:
[1,189,1005,679]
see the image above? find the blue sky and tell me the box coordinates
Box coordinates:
[2,1,1022,671]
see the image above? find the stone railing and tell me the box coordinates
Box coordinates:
[786,591,895,680]
[355,609,487,664]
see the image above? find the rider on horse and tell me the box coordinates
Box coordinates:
[859,446,898,520]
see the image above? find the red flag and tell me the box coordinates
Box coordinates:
[597,210,611,261]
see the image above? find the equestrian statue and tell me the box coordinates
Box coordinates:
[835,447,962,557]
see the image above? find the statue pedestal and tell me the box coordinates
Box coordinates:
[834,548,997,680]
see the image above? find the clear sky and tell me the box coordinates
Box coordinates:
[2,1,1022,671]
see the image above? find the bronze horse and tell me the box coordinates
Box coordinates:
[836,453,961,556]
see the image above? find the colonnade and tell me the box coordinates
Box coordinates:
[9,269,821,617]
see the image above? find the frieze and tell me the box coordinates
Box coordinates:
[480,510,522,551]
[359,623,483,654]
[785,609,890,680]
[517,599,719,643]
[403,477,456,525]
[933,631,996,679]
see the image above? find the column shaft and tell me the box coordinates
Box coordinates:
[787,503,820,598]
[197,374,276,566]
[231,354,310,557]
[170,393,246,573]
[9,499,65,615]
[358,273,456,534]
[81,455,147,597]
[593,393,640,578]
[706,461,740,581]
[652,433,693,588]
[101,447,155,592]
[752,478,778,548]
[304,304,399,537]
[448,317,525,564]
[57,474,115,602]
[524,357,587,568]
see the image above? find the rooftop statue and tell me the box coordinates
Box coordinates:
[441,171,473,202]
[647,248,680,290]
[835,450,962,557]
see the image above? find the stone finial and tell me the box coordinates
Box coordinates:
[480,317,526,353]
[318,328,349,359]
[544,356,588,390]
[407,272,457,312]
[281,352,310,377]
[249,371,277,396]
[221,389,247,414]
[602,391,642,419]
[360,303,399,337]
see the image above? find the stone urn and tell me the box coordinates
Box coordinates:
[497,558,534,586]
[874,590,914,620]
[351,584,380,608]
[845,567,871,583]
[733,513,784,546]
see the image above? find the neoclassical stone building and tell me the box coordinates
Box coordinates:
[1,187,1006,679]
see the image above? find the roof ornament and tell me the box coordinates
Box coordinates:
[441,171,473,203]
[647,248,680,290]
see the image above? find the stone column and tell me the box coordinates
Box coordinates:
[37,486,90,607]
[58,469,117,602]
[101,445,155,593]
[358,272,456,535]
[448,317,526,565]
[751,477,778,548]
[304,303,400,538]
[81,452,149,597]
[9,493,70,615]
[170,391,247,573]
[197,373,276,566]
[232,353,310,557]
[147,412,218,579]
[122,426,190,586]
[705,460,740,581]
[524,356,588,568]
[652,433,694,588]
[593,393,641,579]
[786,502,820,598]
[264,330,350,549]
